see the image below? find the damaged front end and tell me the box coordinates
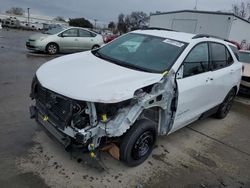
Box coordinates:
[29,71,177,151]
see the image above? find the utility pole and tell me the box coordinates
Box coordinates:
[94,19,97,29]
[194,0,198,10]
[27,8,30,27]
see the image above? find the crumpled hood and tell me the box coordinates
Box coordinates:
[36,51,163,103]
[29,33,49,40]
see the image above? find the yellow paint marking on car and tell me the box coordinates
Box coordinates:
[43,115,49,122]
[162,71,168,77]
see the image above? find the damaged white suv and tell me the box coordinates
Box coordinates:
[30,28,242,166]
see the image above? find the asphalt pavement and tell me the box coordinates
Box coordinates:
[0,28,250,188]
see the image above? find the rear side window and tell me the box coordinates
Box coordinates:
[183,43,209,77]
[78,29,92,37]
[210,43,233,70]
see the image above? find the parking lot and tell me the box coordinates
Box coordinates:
[0,28,250,188]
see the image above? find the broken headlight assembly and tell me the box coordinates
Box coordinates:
[95,100,132,122]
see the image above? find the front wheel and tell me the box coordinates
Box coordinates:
[214,88,236,119]
[46,43,59,55]
[120,119,156,167]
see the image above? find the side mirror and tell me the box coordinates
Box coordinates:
[176,65,184,79]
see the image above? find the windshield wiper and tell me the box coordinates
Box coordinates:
[92,50,153,73]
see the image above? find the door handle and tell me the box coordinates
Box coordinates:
[74,39,78,41]
[206,77,213,82]
[230,69,235,74]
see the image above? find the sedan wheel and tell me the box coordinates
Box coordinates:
[47,43,58,55]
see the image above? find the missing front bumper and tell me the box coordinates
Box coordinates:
[30,105,72,148]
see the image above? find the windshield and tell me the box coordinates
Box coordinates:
[239,52,250,63]
[43,27,65,35]
[93,33,187,73]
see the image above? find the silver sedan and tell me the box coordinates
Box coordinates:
[26,27,104,54]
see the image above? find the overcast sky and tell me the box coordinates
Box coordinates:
[0,0,245,23]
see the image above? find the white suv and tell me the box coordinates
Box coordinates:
[30,28,242,166]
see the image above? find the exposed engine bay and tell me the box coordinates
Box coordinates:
[30,70,177,150]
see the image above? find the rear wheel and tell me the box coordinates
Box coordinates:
[120,119,156,167]
[214,88,236,119]
[46,43,59,55]
[92,45,100,50]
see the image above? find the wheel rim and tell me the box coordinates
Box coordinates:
[48,44,57,54]
[221,91,234,115]
[132,131,154,160]
[92,46,99,50]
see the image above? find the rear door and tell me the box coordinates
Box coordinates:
[77,29,96,50]
[208,42,241,106]
[171,42,214,133]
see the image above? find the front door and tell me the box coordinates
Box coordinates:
[170,42,214,133]
[58,28,79,51]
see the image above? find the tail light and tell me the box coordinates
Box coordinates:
[102,36,107,43]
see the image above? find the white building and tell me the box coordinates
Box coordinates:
[0,13,68,30]
[150,10,250,46]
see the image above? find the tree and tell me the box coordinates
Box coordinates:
[115,11,149,33]
[117,13,127,34]
[232,2,248,18]
[6,7,25,15]
[127,11,149,30]
[69,18,93,28]
[54,16,66,22]
[240,2,247,18]
[232,4,240,16]
[108,21,116,30]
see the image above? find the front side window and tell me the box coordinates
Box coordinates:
[62,29,78,37]
[183,43,209,77]
[93,33,187,73]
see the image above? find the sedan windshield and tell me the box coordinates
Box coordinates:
[43,27,65,35]
[239,52,250,63]
[93,33,187,73]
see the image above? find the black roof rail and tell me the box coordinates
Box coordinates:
[142,27,177,32]
[192,34,225,40]
[192,34,237,45]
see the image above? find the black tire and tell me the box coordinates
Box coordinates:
[214,88,236,119]
[91,45,100,50]
[120,119,157,167]
[46,43,59,55]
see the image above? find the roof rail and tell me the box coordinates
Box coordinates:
[142,27,177,32]
[192,34,224,40]
[192,34,239,47]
